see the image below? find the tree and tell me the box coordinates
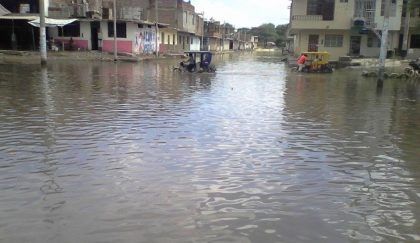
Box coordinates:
[249,23,288,48]
[275,24,288,47]
[250,23,278,47]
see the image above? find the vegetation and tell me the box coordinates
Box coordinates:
[248,23,288,48]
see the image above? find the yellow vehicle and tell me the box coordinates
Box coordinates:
[301,52,334,73]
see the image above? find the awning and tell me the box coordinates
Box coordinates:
[28,17,78,27]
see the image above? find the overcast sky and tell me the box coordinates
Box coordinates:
[191,0,291,29]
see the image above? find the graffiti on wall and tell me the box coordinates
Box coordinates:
[134,30,156,54]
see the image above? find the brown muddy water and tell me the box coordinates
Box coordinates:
[0,53,419,242]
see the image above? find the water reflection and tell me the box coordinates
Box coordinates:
[0,55,419,242]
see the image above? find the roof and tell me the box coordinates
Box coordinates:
[78,18,169,28]
[29,17,78,27]
[0,14,38,20]
[0,4,10,16]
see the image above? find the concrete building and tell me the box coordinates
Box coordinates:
[289,0,404,61]
[148,0,203,52]
[47,0,161,54]
[0,0,44,50]
[0,0,251,55]
[204,20,222,51]
[401,1,420,58]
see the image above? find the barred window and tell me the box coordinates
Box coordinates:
[324,35,343,47]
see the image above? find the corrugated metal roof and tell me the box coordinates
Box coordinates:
[0,4,11,16]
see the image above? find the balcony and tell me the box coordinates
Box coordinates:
[290,14,351,30]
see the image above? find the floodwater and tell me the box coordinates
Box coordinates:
[0,53,419,243]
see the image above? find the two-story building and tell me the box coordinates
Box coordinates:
[289,0,403,61]
[151,0,203,52]
[47,0,163,54]
[203,20,223,51]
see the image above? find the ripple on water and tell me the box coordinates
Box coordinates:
[0,58,419,242]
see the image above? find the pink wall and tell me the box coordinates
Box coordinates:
[55,38,88,50]
[103,40,133,54]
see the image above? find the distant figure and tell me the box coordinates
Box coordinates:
[69,37,74,51]
[297,53,308,72]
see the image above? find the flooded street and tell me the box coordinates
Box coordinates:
[0,53,419,242]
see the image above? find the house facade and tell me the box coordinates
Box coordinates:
[402,3,420,58]
[0,0,253,54]
[289,0,404,61]
[47,0,160,54]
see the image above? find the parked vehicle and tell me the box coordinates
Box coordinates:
[404,58,420,77]
[296,52,334,73]
[174,51,216,73]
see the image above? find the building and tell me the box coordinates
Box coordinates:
[0,0,252,55]
[47,0,162,54]
[47,0,204,54]
[289,0,403,61]
[204,20,222,51]
[150,0,203,52]
[0,0,45,50]
[401,0,420,58]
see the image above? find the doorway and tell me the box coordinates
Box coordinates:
[90,22,100,50]
[350,36,361,56]
[308,35,319,52]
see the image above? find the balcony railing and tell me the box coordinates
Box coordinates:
[292,15,323,21]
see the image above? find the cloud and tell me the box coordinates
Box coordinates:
[192,0,290,28]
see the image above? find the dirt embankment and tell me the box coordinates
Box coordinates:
[0,50,181,65]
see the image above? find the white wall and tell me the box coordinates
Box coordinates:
[190,36,200,51]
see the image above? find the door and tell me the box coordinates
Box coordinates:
[350,36,361,56]
[308,35,319,52]
[90,22,100,50]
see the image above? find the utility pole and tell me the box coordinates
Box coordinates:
[200,12,204,51]
[155,0,159,57]
[39,0,47,66]
[378,0,391,88]
[402,0,411,58]
[113,0,117,61]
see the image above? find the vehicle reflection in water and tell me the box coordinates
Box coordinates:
[0,53,419,242]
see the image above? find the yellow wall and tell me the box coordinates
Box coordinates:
[294,30,401,60]
[291,0,403,31]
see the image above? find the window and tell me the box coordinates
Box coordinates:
[108,22,127,38]
[324,35,343,47]
[381,0,397,17]
[410,35,420,48]
[191,38,193,44]
[192,14,195,25]
[340,0,348,2]
[62,22,80,37]
[173,34,176,45]
[167,35,170,44]
[307,0,335,20]
[161,32,165,44]
[184,11,188,24]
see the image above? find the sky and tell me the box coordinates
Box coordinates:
[191,0,291,29]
